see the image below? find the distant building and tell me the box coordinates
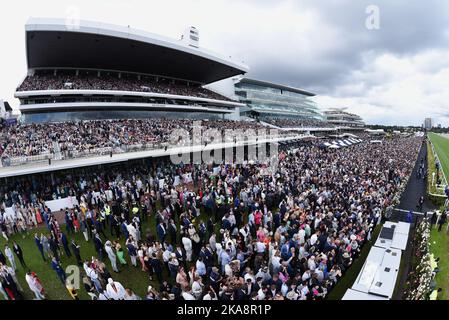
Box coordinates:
[323,108,365,130]
[423,118,433,130]
[14,17,248,123]
[234,78,323,122]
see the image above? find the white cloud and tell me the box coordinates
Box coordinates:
[316,50,449,126]
[0,0,448,127]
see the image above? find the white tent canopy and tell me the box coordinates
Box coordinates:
[375,221,411,251]
[351,246,401,299]
[342,289,388,301]
[325,138,363,149]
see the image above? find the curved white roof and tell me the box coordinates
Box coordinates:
[25,17,249,84]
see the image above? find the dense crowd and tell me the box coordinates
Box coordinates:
[263,118,335,129]
[0,134,422,300]
[17,73,232,102]
[0,119,269,161]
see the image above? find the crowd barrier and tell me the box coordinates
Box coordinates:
[0,134,301,168]
[4,196,79,218]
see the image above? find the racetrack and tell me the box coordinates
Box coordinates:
[428,133,449,187]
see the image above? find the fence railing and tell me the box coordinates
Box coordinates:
[0,133,302,168]
[1,153,53,167]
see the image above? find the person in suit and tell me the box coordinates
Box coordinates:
[95,218,108,239]
[0,266,23,300]
[51,257,67,285]
[48,235,60,261]
[438,211,447,232]
[111,215,121,238]
[60,232,72,258]
[125,237,138,267]
[93,231,104,261]
[149,253,163,284]
[34,233,46,262]
[168,219,177,245]
[12,242,26,269]
[71,240,82,266]
[156,222,167,243]
[0,249,6,265]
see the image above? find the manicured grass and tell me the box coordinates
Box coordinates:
[428,133,449,188]
[0,216,158,300]
[0,203,219,300]
[327,224,381,300]
[430,223,449,300]
[427,133,449,300]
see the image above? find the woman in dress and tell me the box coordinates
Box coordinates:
[138,245,147,272]
[34,206,43,225]
[115,242,127,266]
[71,210,80,233]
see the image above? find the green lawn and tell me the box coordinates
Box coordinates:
[0,214,158,300]
[4,203,385,301]
[428,133,449,187]
[0,202,223,300]
[427,133,449,300]
[430,223,449,300]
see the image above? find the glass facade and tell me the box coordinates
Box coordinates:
[21,110,224,123]
[235,79,323,121]
[324,109,365,128]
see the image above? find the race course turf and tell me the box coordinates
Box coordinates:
[428,133,449,184]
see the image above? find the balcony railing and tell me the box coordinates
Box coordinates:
[0,133,303,168]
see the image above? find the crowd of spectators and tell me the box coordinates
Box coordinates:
[0,135,422,300]
[0,119,271,161]
[262,118,335,129]
[17,72,232,102]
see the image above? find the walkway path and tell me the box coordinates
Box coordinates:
[391,139,436,299]
[392,141,436,221]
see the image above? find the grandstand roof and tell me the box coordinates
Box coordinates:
[238,78,316,96]
[25,17,249,84]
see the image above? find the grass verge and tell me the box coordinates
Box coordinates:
[430,223,449,300]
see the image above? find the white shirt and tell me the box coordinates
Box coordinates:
[256,241,266,253]
[182,237,192,251]
[106,281,126,300]
[181,291,196,300]
[5,247,14,260]
[310,234,318,246]
[192,281,203,298]
[105,245,116,260]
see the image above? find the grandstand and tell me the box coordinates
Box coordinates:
[0,16,427,304]
[323,108,365,130]
[15,18,249,123]
[234,78,333,131]
[0,18,318,172]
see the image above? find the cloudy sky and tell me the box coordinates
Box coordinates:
[1,0,449,126]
